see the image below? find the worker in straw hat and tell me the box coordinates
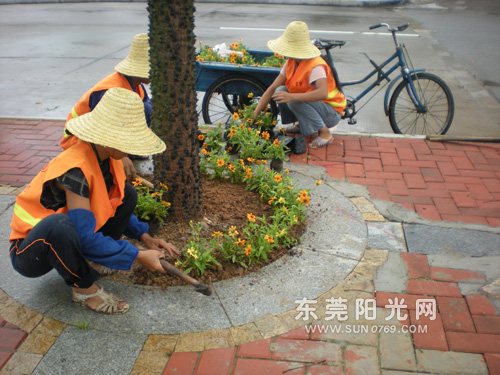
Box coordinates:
[254,21,346,149]
[60,33,152,180]
[9,87,178,315]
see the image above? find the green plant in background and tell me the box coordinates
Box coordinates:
[74,320,91,331]
[196,39,257,66]
[132,179,170,222]
[261,52,286,68]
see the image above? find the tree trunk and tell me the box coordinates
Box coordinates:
[148,0,202,219]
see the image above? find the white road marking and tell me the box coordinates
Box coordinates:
[220,27,419,37]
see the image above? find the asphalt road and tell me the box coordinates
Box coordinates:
[0,2,498,136]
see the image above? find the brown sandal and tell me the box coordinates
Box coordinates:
[73,286,129,314]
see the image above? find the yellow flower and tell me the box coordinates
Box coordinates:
[273,139,281,147]
[274,174,283,183]
[217,158,225,167]
[285,169,290,175]
[264,235,274,244]
[198,134,205,141]
[245,244,252,256]
[161,201,171,208]
[230,128,238,136]
[228,226,239,237]
[132,178,143,187]
[234,238,246,247]
[212,231,223,238]
[160,182,168,190]
[245,171,253,179]
[315,180,323,186]
[278,197,286,204]
[232,112,240,120]
[261,131,270,140]
[298,190,311,206]
[248,92,254,99]
[247,213,256,222]
[240,159,245,167]
[187,247,198,259]
[151,192,161,197]
[247,157,255,163]
[268,196,277,205]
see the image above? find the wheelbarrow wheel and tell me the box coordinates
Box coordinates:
[202,74,278,125]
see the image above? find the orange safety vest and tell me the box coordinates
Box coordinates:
[60,72,146,150]
[285,57,346,114]
[9,141,126,241]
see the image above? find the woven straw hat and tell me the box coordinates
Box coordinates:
[267,21,320,59]
[115,33,150,79]
[66,88,165,156]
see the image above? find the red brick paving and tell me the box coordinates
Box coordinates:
[290,134,500,227]
[1,120,500,374]
[0,119,64,187]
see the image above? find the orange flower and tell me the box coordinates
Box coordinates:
[247,213,256,222]
[217,159,225,167]
[274,174,283,183]
[248,92,254,99]
[247,157,255,163]
[261,131,270,140]
[273,139,281,147]
[228,164,236,173]
[315,180,323,186]
[234,238,246,247]
[232,112,240,120]
[245,244,252,256]
[198,134,205,141]
[201,148,208,155]
[132,178,143,187]
[264,235,274,244]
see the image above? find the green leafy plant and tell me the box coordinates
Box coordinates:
[74,320,91,331]
[132,179,170,222]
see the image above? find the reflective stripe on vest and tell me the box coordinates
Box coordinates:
[13,203,41,228]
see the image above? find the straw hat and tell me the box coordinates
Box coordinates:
[115,33,150,79]
[267,21,320,59]
[66,87,165,156]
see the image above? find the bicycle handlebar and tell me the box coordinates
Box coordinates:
[369,23,410,32]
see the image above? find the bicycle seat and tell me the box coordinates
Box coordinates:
[313,39,346,51]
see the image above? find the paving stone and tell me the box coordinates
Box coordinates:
[485,353,500,375]
[367,222,406,252]
[379,331,416,371]
[466,294,499,315]
[401,253,430,279]
[33,327,147,375]
[407,280,462,297]
[0,326,27,351]
[344,345,380,375]
[1,352,43,374]
[175,332,205,352]
[472,315,500,334]
[229,324,262,346]
[430,267,486,283]
[194,347,236,375]
[376,292,436,311]
[236,338,272,359]
[306,365,343,374]
[436,296,475,333]
[0,351,13,371]
[142,334,178,354]
[374,252,408,294]
[231,358,305,375]
[271,338,342,363]
[309,321,378,346]
[132,350,169,374]
[446,332,500,354]
[416,349,488,374]
[404,224,500,257]
[203,329,234,350]
[163,352,199,375]
[410,311,448,351]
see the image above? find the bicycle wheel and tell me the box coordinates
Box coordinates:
[389,72,454,135]
[202,74,278,125]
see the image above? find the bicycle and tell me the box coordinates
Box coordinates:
[315,23,455,135]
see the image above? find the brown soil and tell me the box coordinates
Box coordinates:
[108,174,305,290]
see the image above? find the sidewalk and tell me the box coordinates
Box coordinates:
[0,118,499,374]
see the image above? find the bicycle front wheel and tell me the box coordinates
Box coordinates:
[202,74,277,125]
[389,72,454,135]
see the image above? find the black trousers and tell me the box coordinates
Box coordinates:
[10,183,137,289]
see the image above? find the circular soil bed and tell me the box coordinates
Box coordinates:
[108,175,305,289]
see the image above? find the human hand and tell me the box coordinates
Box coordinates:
[141,233,180,258]
[136,249,165,273]
[122,156,137,182]
[272,91,292,104]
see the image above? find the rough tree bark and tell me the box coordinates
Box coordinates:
[148,0,202,219]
